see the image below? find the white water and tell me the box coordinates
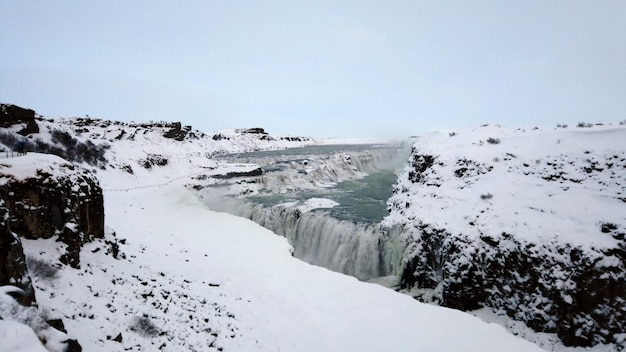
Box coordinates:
[240,203,384,280]
[219,144,405,194]
[203,143,412,281]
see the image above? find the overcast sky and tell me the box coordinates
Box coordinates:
[1,1,625,138]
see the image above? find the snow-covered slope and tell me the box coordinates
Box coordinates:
[21,183,544,351]
[1,116,546,351]
[384,124,626,348]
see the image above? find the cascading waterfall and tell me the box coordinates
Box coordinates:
[205,143,413,282]
[222,146,405,194]
[233,203,386,280]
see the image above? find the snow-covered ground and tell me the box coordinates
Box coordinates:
[2,117,624,351]
[0,119,546,351]
[13,168,541,351]
[385,124,626,247]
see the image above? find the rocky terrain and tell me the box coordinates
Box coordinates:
[0,153,104,350]
[0,105,546,352]
[383,124,626,348]
[0,104,317,350]
[1,103,624,351]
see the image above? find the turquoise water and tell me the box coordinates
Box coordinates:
[210,143,411,280]
[248,167,398,225]
[219,143,408,225]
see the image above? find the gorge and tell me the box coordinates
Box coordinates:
[1,108,623,351]
[196,126,626,349]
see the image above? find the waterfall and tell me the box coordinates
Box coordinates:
[219,145,407,194]
[241,203,385,280]
[203,143,413,282]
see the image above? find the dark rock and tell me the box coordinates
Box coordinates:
[601,222,618,233]
[139,154,168,169]
[479,235,499,247]
[18,120,40,136]
[1,103,35,127]
[454,167,468,178]
[236,127,267,135]
[0,227,36,305]
[407,154,436,184]
[0,158,104,268]
[396,223,626,348]
[47,319,67,333]
[120,164,134,174]
[212,133,229,141]
[113,332,123,342]
[0,103,40,137]
[212,167,263,179]
[163,122,190,141]
[279,136,310,142]
[63,339,82,351]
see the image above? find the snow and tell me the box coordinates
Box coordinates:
[281,197,340,212]
[7,118,623,350]
[0,153,74,184]
[0,320,48,352]
[383,123,626,350]
[0,287,70,352]
[0,116,545,351]
[21,183,541,351]
[385,124,626,250]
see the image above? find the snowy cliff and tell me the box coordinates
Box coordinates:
[0,154,105,268]
[383,124,626,348]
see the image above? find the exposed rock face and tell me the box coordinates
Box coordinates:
[0,154,105,268]
[394,220,626,347]
[0,103,39,135]
[163,122,192,141]
[212,167,263,179]
[236,127,268,135]
[138,153,168,169]
[384,126,626,348]
[0,225,35,305]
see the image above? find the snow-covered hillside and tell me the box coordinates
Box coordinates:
[19,181,545,351]
[383,124,626,349]
[0,115,546,351]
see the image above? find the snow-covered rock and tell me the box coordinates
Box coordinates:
[0,286,79,352]
[384,124,626,348]
[0,153,104,268]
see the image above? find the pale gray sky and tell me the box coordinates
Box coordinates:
[1,1,625,137]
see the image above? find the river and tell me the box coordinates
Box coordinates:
[201,142,411,281]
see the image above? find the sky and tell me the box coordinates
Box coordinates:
[1,1,625,138]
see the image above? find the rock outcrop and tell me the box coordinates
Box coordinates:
[0,103,39,136]
[0,226,34,305]
[0,154,105,269]
[212,167,263,179]
[383,126,626,348]
[163,122,192,141]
